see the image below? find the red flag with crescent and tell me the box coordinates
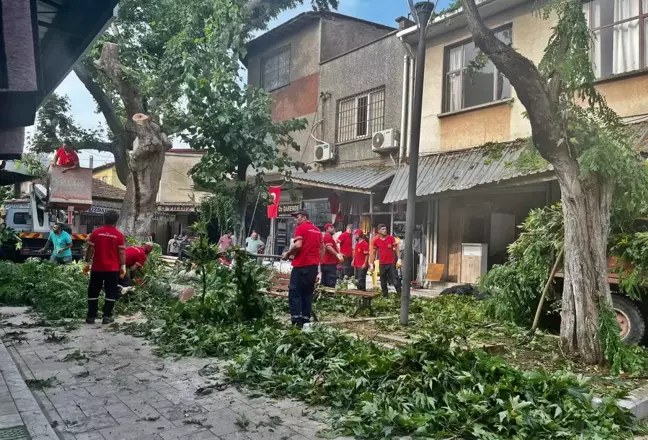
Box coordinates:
[267,186,281,219]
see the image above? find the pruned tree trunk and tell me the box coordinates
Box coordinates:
[556,165,614,363]
[94,43,172,240]
[235,159,251,246]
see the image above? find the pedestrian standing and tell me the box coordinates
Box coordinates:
[39,223,73,264]
[219,231,233,252]
[352,229,369,290]
[369,224,402,298]
[83,211,126,325]
[281,210,322,329]
[321,223,343,288]
[245,231,265,254]
[337,224,354,278]
[167,234,179,256]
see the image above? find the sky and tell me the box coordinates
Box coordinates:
[30,0,453,168]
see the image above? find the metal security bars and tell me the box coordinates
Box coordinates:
[336,88,385,143]
[262,46,290,91]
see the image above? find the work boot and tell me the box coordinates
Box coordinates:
[102,316,115,325]
[85,317,95,324]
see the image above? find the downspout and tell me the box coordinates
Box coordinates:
[399,55,410,164]
[433,199,439,264]
[406,57,415,159]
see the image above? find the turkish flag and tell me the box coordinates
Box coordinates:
[267,186,281,219]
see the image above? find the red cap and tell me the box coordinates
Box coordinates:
[324,223,334,229]
[353,228,363,235]
[143,244,153,254]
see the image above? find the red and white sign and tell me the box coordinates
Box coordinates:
[267,186,281,219]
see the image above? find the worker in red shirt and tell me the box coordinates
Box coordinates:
[321,223,343,288]
[337,224,353,278]
[369,224,402,298]
[121,244,153,287]
[52,143,80,173]
[83,210,126,325]
[352,229,369,291]
[281,210,323,329]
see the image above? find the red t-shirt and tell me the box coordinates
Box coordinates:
[88,225,125,272]
[372,235,397,265]
[292,221,322,268]
[56,146,79,167]
[353,240,369,268]
[125,246,147,268]
[337,231,353,258]
[321,233,340,266]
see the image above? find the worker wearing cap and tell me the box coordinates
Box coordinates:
[352,229,369,291]
[369,223,402,298]
[282,210,323,329]
[337,224,354,279]
[321,223,343,288]
[121,244,153,287]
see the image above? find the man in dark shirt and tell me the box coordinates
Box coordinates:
[83,211,126,324]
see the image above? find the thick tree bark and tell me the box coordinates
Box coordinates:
[458,0,613,363]
[235,159,251,246]
[94,43,172,240]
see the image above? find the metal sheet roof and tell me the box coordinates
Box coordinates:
[291,166,396,193]
[383,141,551,204]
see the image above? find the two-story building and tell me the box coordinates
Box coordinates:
[388,0,648,283]
[244,12,409,250]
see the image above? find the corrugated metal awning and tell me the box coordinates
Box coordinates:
[291,166,396,194]
[384,142,552,204]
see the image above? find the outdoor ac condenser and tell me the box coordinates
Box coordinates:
[460,243,488,284]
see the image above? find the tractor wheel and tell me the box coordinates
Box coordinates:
[612,294,645,345]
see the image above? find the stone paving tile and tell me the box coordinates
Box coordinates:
[1,307,344,440]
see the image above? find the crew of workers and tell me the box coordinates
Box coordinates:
[282,210,402,329]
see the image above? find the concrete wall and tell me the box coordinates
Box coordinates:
[318,33,406,169]
[156,152,209,204]
[418,0,648,154]
[320,16,392,62]
[247,21,321,90]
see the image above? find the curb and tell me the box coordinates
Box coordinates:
[0,339,59,439]
[593,383,648,420]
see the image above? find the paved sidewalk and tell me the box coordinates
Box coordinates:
[0,307,343,440]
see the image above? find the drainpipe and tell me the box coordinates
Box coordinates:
[406,57,415,159]
[433,200,439,264]
[399,55,410,164]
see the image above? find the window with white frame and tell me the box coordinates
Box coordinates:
[583,0,648,79]
[444,26,512,113]
[336,88,385,143]
[262,46,290,91]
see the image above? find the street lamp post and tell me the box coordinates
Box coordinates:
[401,1,435,325]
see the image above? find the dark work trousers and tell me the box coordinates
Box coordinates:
[87,271,120,318]
[342,257,353,278]
[379,263,402,298]
[320,264,338,288]
[288,265,319,326]
[354,267,368,291]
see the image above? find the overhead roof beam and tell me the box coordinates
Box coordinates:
[38,0,66,9]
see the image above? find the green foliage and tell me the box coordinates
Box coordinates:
[0,260,89,320]
[231,249,269,321]
[185,219,221,303]
[598,300,648,376]
[480,204,563,325]
[200,193,240,238]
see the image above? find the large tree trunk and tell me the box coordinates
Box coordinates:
[118,120,170,239]
[94,43,172,240]
[556,164,614,364]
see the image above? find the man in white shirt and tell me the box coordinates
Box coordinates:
[245,231,265,254]
[167,234,179,256]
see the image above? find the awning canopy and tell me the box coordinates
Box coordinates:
[384,141,552,204]
[0,160,37,186]
[291,166,396,194]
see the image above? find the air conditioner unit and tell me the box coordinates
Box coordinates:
[372,129,400,153]
[314,143,334,163]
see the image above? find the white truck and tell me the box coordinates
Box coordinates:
[1,167,93,261]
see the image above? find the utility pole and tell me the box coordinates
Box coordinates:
[401,1,435,325]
